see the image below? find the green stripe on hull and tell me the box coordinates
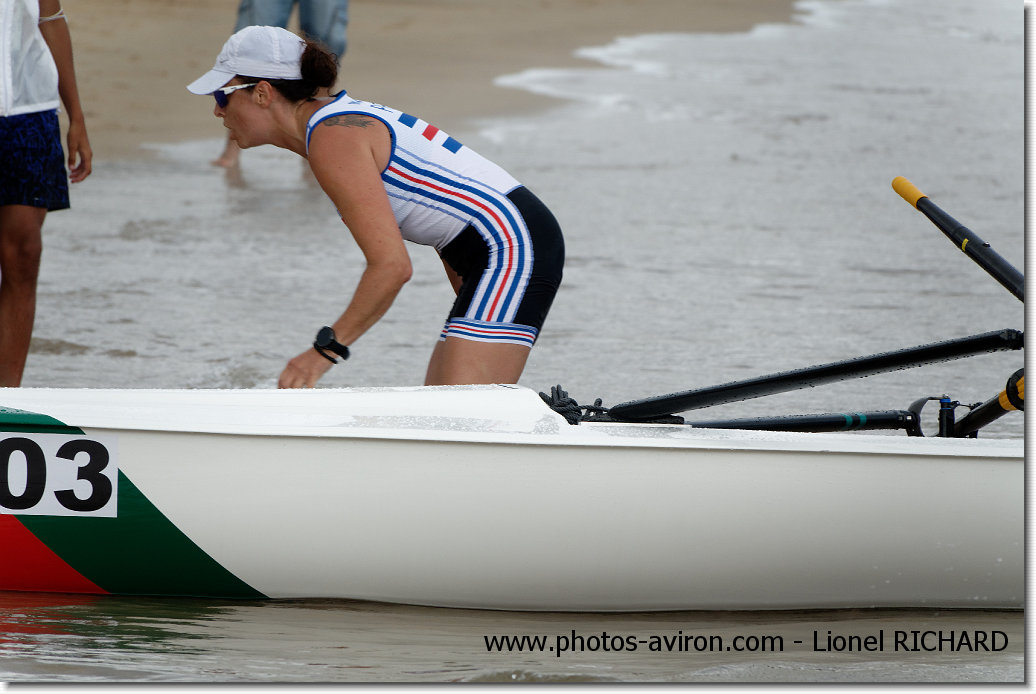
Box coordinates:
[18,471,266,599]
[0,407,83,434]
[3,406,265,599]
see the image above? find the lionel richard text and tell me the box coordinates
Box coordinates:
[811,630,1008,653]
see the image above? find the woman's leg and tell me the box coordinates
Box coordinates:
[427,187,562,387]
[0,205,46,387]
[424,337,531,386]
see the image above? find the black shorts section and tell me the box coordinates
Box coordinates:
[0,111,69,211]
[439,186,564,335]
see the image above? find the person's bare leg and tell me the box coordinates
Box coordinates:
[212,135,241,168]
[0,205,45,387]
[425,337,531,386]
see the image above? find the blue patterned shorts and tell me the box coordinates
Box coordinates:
[0,110,69,211]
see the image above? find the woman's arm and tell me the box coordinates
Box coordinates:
[37,0,91,182]
[277,116,411,388]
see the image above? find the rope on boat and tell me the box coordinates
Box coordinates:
[540,385,682,425]
[538,385,609,425]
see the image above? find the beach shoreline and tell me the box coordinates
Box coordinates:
[64,0,796,160]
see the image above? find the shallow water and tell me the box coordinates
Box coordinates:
[0,593,1023,683]
[6,0,1026,683]
[26,0,1024,439]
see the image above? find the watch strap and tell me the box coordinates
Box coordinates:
[313,326,350,364]
[313,345,338,364]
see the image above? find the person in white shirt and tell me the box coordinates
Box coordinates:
[0,0,91,386]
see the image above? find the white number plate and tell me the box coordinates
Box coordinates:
[0,434,118,517]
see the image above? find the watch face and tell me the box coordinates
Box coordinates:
[316,326,335,348]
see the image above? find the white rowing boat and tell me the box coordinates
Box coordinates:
[0,384,1022,611]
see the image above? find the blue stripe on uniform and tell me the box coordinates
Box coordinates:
[384,169,512,316]
[387,153,531,320]
[441,318,538,347]
[384,157,530,322]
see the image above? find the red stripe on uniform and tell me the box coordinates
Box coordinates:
[451,326,531,338]
[388,165,517,320]
[0,515,106,594]
[422,124,439,140]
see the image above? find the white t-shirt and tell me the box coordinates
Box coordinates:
[0,0,60,116]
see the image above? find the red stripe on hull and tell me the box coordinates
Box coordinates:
[0,515,106,594]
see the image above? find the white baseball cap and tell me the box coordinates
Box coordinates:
[187,25,305,95]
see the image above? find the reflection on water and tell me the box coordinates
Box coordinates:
[0,592,1023,682]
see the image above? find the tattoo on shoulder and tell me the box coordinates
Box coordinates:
[322,114,377,129]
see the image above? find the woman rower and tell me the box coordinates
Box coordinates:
[187,25,564,388]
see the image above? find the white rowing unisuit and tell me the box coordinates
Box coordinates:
[305,92,537,340]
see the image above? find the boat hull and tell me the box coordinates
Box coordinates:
[0,385,1023,611]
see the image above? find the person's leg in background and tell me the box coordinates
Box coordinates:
[213,0,298,168]
[298,0,348,60]
[0,205,45,387]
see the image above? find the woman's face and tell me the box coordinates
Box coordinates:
[214,80,265,148]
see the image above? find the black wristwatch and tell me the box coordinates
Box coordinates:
[313,326,350,364]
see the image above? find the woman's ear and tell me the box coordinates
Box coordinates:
[253,81,272,107]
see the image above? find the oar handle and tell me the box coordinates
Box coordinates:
[892,176,926,208]
[892,177,1024,301]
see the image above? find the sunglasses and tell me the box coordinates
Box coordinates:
[213,83,258,108]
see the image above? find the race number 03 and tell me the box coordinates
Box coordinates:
[0,434,118,517]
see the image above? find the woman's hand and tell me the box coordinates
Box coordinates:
[66,117,92,182]
[278,348,335,388]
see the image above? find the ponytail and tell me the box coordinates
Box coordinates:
[300,38,338,90]
[239,37,339,102]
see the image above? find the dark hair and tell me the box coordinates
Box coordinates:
[239,37,338,102]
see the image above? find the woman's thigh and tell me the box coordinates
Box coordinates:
[424,337,530,386]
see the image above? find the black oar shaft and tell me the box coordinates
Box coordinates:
[892,177,1024,301]
[686,410,917,434]
[609,329,1023,420]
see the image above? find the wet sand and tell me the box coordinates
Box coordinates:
[63,0,795,159]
